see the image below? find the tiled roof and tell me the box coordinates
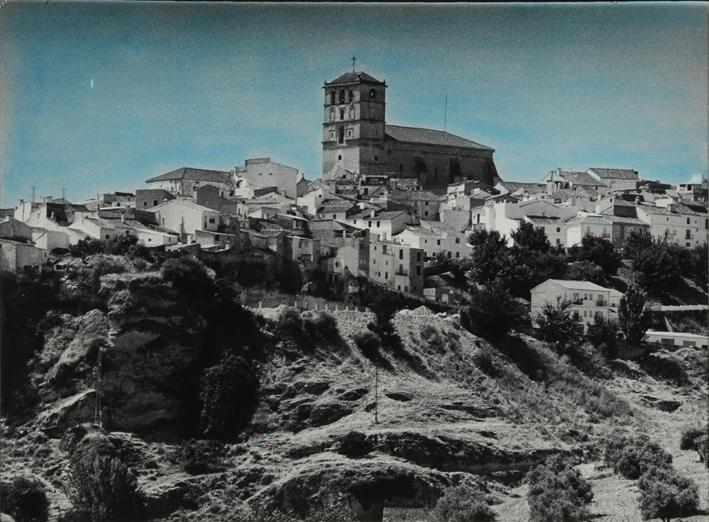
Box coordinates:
[498,181,546,192]
[525,215,562,225]
[395,226,442,238]
[387,190,446,202]
[604,215,649,226]
[560,171,608,187]
[543,279,611,292]
[148,199,218,213]
[146,167,231,184]
[589,168,639,181]
[566,214,611,225]
[349,208,407,221]
[317,199,356,213]
[325,71,384,85]
[385,125,493,150]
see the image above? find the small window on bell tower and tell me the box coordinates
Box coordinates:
[339,108,345,120]
[370,88,377,99]
[339,89,345,103]
[349,89,354,102]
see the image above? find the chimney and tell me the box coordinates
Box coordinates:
[370,209,376,218]
[120,211,125,223]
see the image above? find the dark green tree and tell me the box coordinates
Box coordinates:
[511,221,551,253]
[431,484,496,522]
[638,466,699,522]
[461,280,527,341]
[534,298,583,353]
[564,260,607,286]
[568,235,622,276]
[468,230,509,285]
[526,456,593,522]
[618,284,651,349]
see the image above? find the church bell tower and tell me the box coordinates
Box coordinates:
[322,61,386,180]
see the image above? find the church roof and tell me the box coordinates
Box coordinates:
[588,168,639,181]
[325,71,384,85]
[385,125,494,151]
[146,167,231,184]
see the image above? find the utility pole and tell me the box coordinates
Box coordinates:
[444,94,448,133]
[94,346,104,429]
[374,364,379,424]
[61,187,66,201]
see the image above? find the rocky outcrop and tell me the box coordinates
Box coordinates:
[37,389,96,437]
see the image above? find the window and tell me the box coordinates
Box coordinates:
[385,271,388,279]
[687,217,690,224]
[330,131,335,140]
[368,220,372,227]
[338,155,342,160]
[455,238,460,244]
[338,126,344,144]
[339,108,345,120]
[330,108,336,121]
[347,129,353,138]
[332,214,336,219]
[376,220,381,227]
[208,217,215,224]
[399,163,403,172]
[417,252,421,261]
[455,252,460,258]
[349,107,355,119]
[437,239,441,246]
[330,91,336,105]
[370,88,376,99]
[148,238,151,242]
[416,266,421,275]
[399,249,403,259]
[348,89,354,101]
[339,89,345,103]
[382,245,387,254]
[153,200,158,206]
[424,211,428,217]
[105,235,110,239]
[143,202,147,207]
[556,227,561,233]
[685,230,691,239]
[374,156,378,162]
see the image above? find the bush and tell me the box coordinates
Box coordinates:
[587,316,619,359]
[161,256,214,299]
[339,431,373,458]
[679,427,704,450]
[178,439,227,474]
[696,434,709,466]
[352,331,381,360]
[638,466,699,522]
[526,456,593,522]
[618,284,651,350]
[0,475,49,522]
[534,299,583,353]
[461,281,526,341]
[303,311,339,340]
[199,353,259,441]
[604,434,672,480]
[567,236,621,276]
[67,431,143,521]
[430,484,496,522]
[276,307,305,339]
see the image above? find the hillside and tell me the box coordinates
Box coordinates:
[0,255,707,521]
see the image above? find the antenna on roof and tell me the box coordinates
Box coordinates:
[61,187,66,201]
[351,55,356,73]
[31,185,36,203]
[444,94,448,133]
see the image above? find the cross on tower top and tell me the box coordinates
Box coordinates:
[351,55,356,73]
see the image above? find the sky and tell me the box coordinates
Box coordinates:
[0,2,707,206]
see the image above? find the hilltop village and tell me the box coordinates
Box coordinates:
[3,68,708,344]
[1,67,709,522]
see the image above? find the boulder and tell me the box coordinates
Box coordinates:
[37,389,97,437]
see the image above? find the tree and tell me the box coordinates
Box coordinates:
[161,256,215,300]
[587,315,619,359]
[352,331,381,360]
[618,284,651,349]
[564,260,607,286]
[431,484,496,522]
[0,475,49,522]
[339,431,373,459]
[625,229,653,261]
[511,221,551,253]
[199,353,259,441]
[567,235,622,276]
[468,230,509,285]
[638,466,699,522]
[461,280,526,341]
[604,434,673,480]
[67,431,144,521]
[534,298,583,353]
[680,427,708,464]
[526,456,593,522]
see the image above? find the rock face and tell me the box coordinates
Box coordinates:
[37,389,97,437]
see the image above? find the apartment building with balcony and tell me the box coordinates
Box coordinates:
[369,240,424,295]
[531,279,622,331]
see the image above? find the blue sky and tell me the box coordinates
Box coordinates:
[1,2,706,206]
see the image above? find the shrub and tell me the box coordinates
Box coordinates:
[352,331,381,360]
[679,427,704,450]
[618,284,651,350]
[534,299,583,353]
[339,431,373,458]
[461,281,526,341]
[0,475,49,522]
[587,316,619,358]
[303,311,339,340]
[696,434,709,466]
[472,348,498,376]
[161,256,214,299]
[604,434,672,480]
[178,439,227,474]
[276,307,305,339]
[67,431,143,521]
[526,456,593,522]
[567,235,621,276]
[430,484,496,522]
[638,466,699,522]
[199,353,259,441]
[68,238,104,258]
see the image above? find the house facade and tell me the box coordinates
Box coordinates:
[369,240,424,295]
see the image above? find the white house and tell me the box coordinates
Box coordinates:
[587,168,639,192]
[636,203,708,248]
[145,167,233,197]
[345,209,409,241]
[644,330,708,349]
[565,213,612,247]
[147,199,220,242]
[530,279,621,330]
[233,158,303,199]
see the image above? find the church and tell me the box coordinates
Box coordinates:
[321,66,499,189]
